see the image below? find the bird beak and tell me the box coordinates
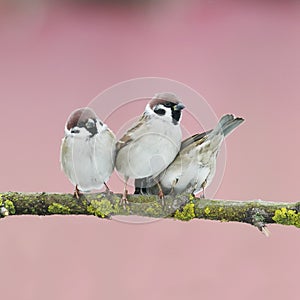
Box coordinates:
[175,103,185,111]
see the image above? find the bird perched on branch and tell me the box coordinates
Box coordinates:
[135,114,244,197]
[60,107,116,198]
[115,92,185,204]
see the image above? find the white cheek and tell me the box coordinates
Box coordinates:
[145,103,155,115]
[158,107,172,122]
[164,108,172,119]
[96,121,106,133]
[66,127,91,138]
[78,127,92,137]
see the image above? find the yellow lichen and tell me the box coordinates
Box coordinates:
[0,196,16,216]
[4,200,15,215]
[87,199,114,218]
[174,203,195,221]
[272,207,300,228]
[189,194,195,201]
[48,203,70,214]
[204,207,211,215]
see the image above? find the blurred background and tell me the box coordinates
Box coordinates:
[1,0,300,299]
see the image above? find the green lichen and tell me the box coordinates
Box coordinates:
[251,208,267,227]
[112,201,124,215]
[145,202,163,217]
[128,194,158,204]
[193,200,251,222]
[4,200,15,215]
[272,207,300,228]
[174,202,195,221]
[87,199,114,218]
[48,203,71,214]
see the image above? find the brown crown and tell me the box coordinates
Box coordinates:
[66,107,97,130]
[149,92,180,109]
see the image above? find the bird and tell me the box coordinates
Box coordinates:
[60,107,116,198]
[115,92,185,204]
[135,114,244,197]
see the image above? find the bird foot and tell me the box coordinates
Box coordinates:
[73,185,82,199]
[104,182,113,195]
[120,189,129,208]
[200,181,207,199]
[200,191,206,199]
[158,190,165,207]
[158,190,164,199]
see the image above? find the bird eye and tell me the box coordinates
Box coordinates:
[163,102,173,108]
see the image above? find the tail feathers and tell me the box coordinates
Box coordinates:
[219,114,235,127]
[217,114,244,137]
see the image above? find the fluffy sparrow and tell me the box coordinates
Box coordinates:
[135,114,244,197]
[115,92,185,203]
[60,107,116,198]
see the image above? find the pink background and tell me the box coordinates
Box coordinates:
[1,1,300,299]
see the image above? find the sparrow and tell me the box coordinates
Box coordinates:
[135,114,244,197]
[115,92,185,203]
[60,107,116,198]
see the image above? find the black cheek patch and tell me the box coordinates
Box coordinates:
[154,108,166,116]
[85,119,98,137]
[171,110,181,125]
[87,126,98,137]
[71,129,80,134]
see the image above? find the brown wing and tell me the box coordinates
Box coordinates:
[180,130,212,151]
[116,113,150,152]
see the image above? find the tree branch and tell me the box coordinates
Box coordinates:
[1,192,300,233]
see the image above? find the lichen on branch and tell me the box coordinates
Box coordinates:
[0,192,300,232]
